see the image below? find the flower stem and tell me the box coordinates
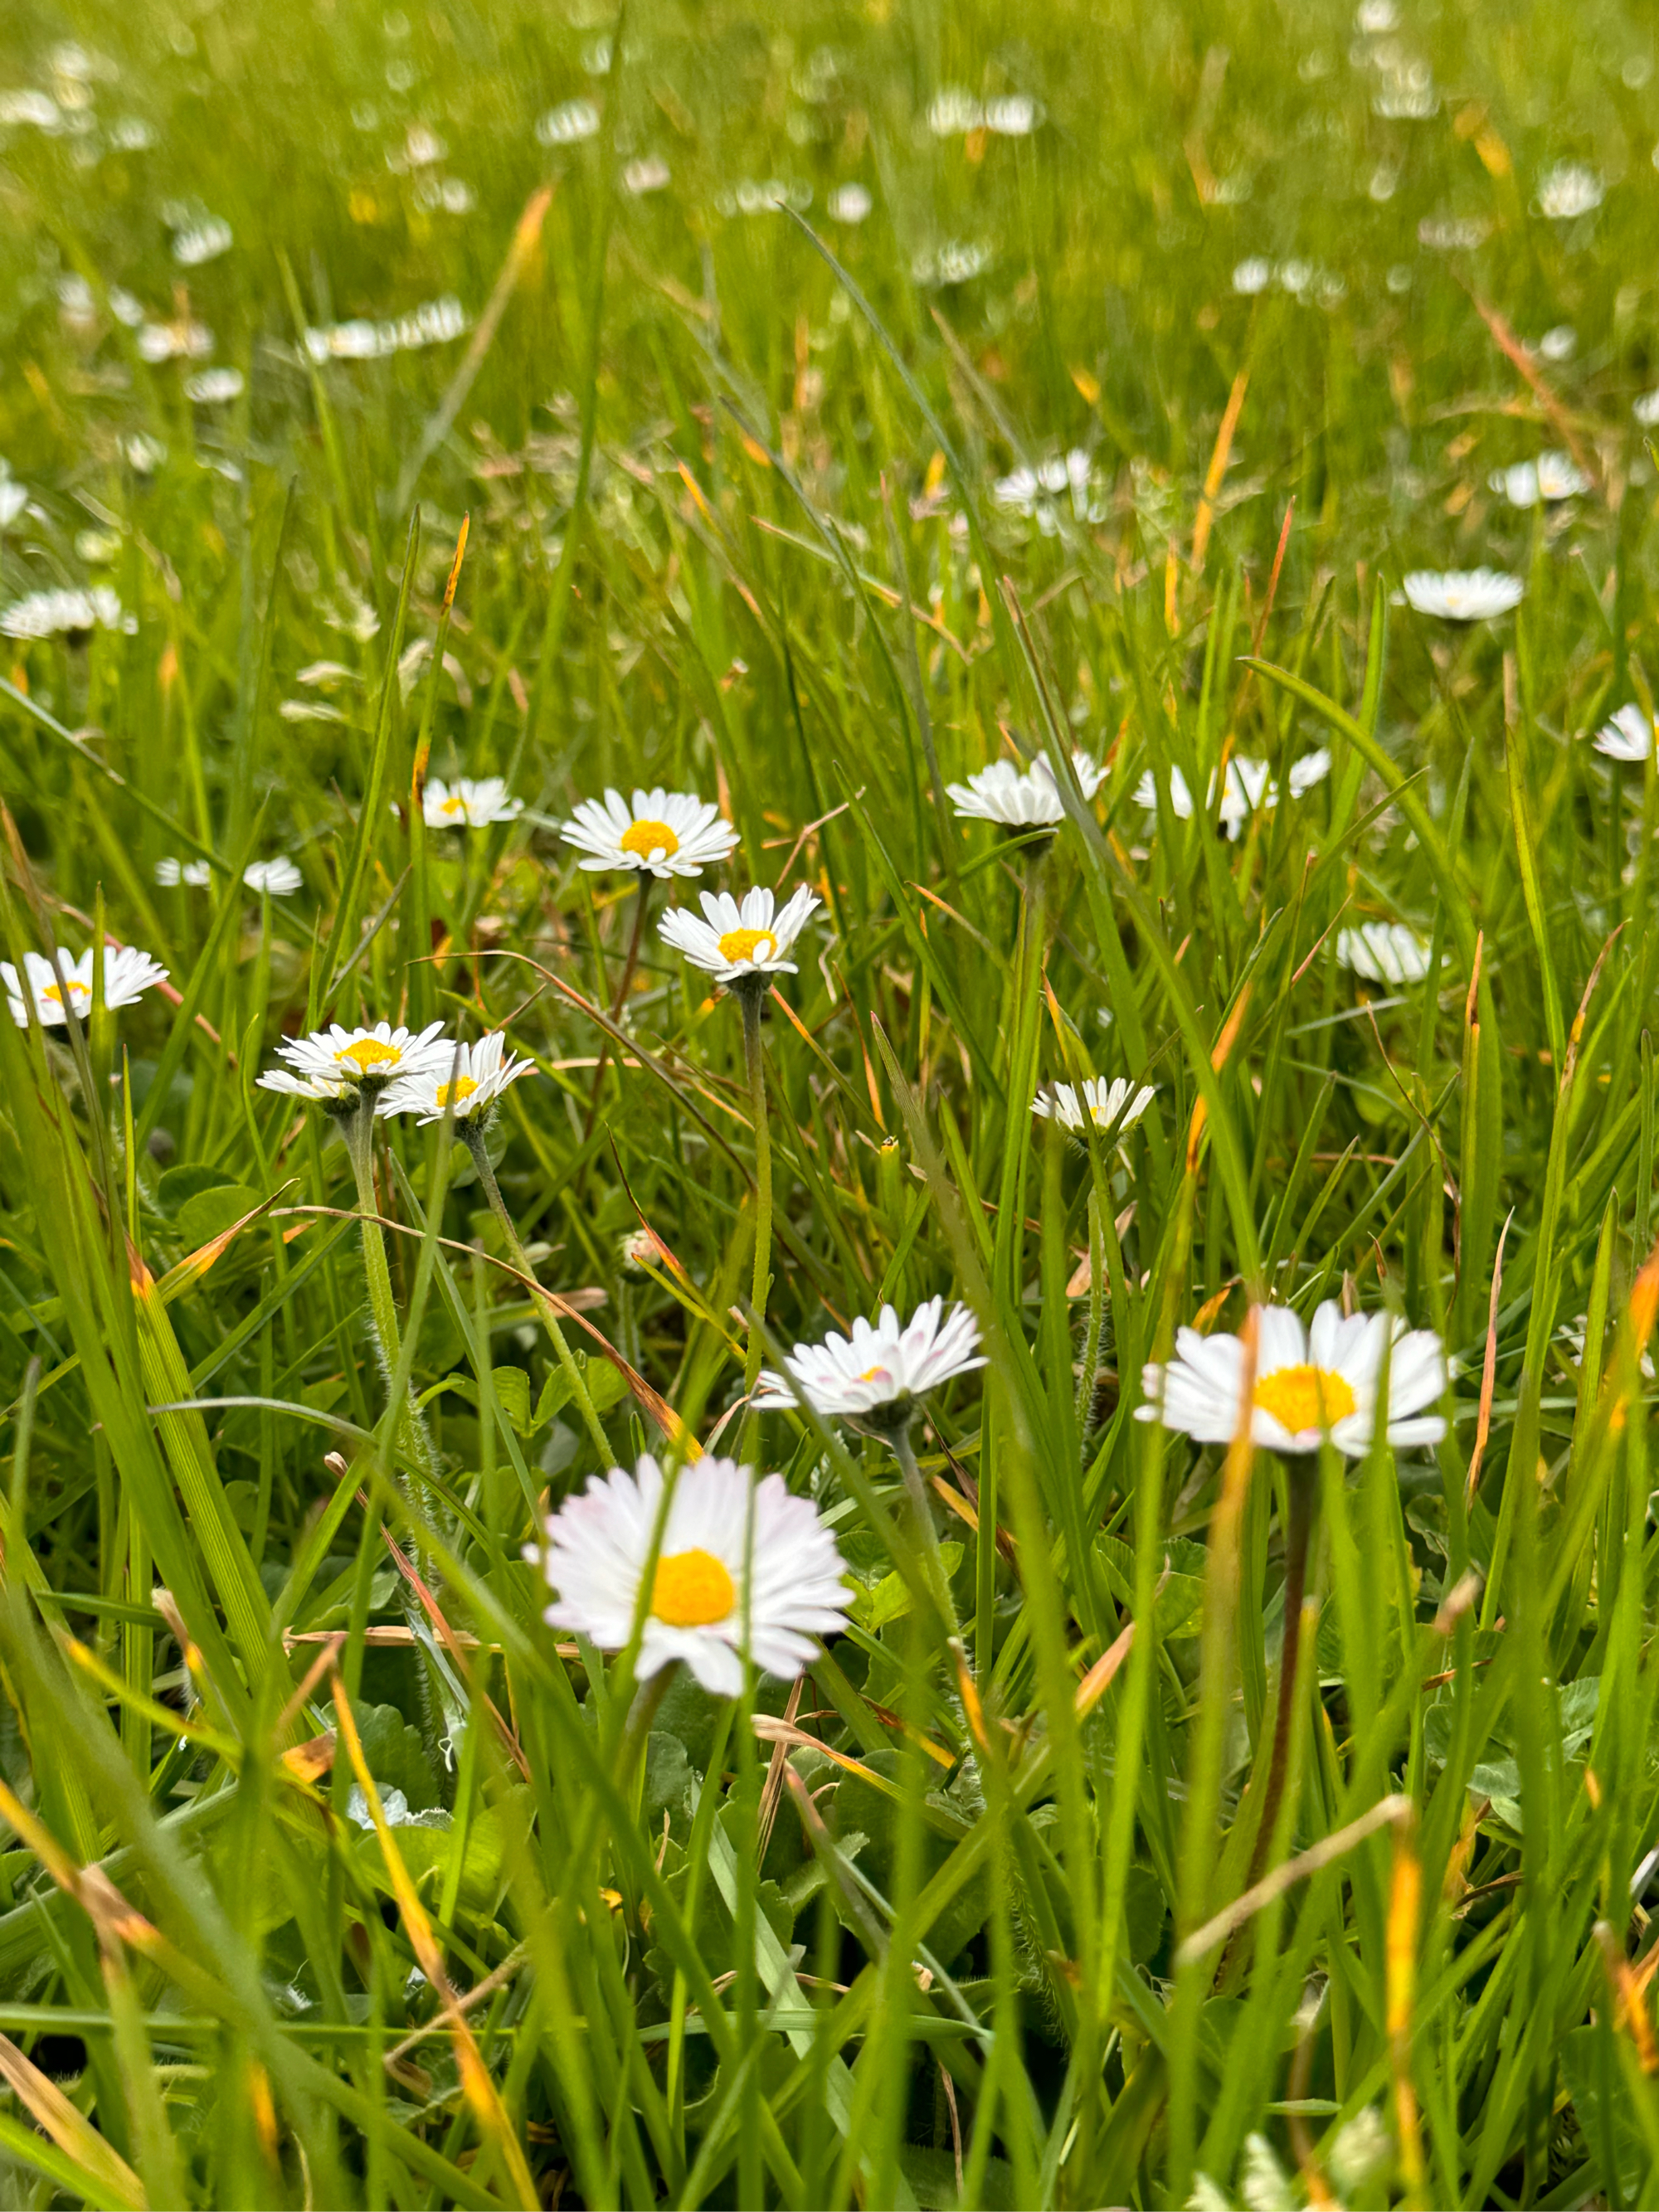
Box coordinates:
[581,873,652,1145]
[1245,1458,1318,1889]
[1076,1188,1107,1445]
[890,1422,959,1637]
[465,1122,612,1465]
[341,1097,433,1480]
[741,985,773,1396]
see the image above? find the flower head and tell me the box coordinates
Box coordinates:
[561,787,737,879]
[756,1296,985,1432]
[1536,163,1603,221]
[1137,1300,1447,1457]
[155,856,212,888]
[946,751,1105,829]
[422,776,523,830]
[377,1032,532,1125]
[243,858,304,897]
[1402,569,1524,621]
[659,885,820,989]
[1489,452,1590,507]
[1135,751,1327,839]
[3,944,169,1028]
[1032,1074,1157,1140]
[1337,922,1437,987]
[532,1453,849,1696]
[2,586,132,640]
[1593,705,1657,763]
[260,1020,450,1099]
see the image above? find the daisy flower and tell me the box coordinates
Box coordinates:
[659,885,820,989]
[155,856,212,887]
[1535,163,1603,221]
[1032,1074,1157,1140]
[421,776,524,830]
[3,944,169,1028]
[1137,1300,1447,1457]
[561,787,738,879]
[1401,569,1524,621]
[1,586,133,640]
[243,858,304,896]
[756,1296,985,1432]
[532,1453,849,1696]
[377,1032,532,1125]
[260,1020,450,1098]
[1134,752,1326,839]
[1489,452,1590,507]
[1593,705,1657,763]
[1336,921,1437,986]
[946,751,1105,829]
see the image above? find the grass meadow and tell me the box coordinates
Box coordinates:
[4,0,1659,2202]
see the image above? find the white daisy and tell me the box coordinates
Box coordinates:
[1032,1074,1157,1140]
[1593,705,1657,763]
[1536,163,1603,221]
[756,1296,986,1430]
[261,1019,450,1096]
[256,1067,358,1106]
[377,1032,533,1125]
[561,787,738,879]
[827,182,873,224]
[659,884,820,988]
[243,858,304,896]
[1287,746,1332,798]
[1401,569,1524,620]
[1,586,132,639]
[155,855,212,887]
[1136,1300,1447,1457]
[171,216,233,265]
[1134,751,1326,839]
[1336,922,1437,986]
[1489,452,1591,507]
[3,944,169,1028]
[946,751,1105,829]
[422,776,524,830]
[183,367,244,405]
[1634,390,1659,430]
[532,1453,849,1697]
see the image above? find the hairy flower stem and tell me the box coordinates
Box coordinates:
[581,873,653,1145]
[740,984,773,1396]
[341,1096,436,1483]
[1245,1459,1318,1890]
[464,1122,612,1465]
[890,1422,959,1638]
[339,1094,448,1779]
[1076,1189,1107,1444]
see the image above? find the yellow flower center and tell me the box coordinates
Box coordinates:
[336,1038,400,1072]
[41,979,90,1007]
[620,818,679,861]
[650,1547,735,1628]
[440,793,466,815]
[717,927,777,966]
[1253,1364,1357,1435]
[857,1364,892,1384]
[435,1075,479,1110]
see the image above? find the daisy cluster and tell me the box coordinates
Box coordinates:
[257,1019,531,1124]
[559,782,820,995]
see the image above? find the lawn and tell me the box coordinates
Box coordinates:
[0,0,1657,2203]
